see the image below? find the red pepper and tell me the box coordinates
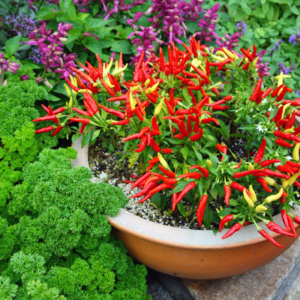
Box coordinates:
[131,181,158,198]
[159,48,165,71]
[256,177,272,193]
[35,126,54,134]
[98,103,125,119]
[286,161,300,168]
[197,194,208,227]
[271,84,284,97]
[164,98,175,115]
[111,119,130,125]
[100,78,115,97]
[260,159,281,167]
[263,220,295,237]
[233,169,262,178]
[224,185,231,205]
[149,183,174,195]
[151,173,178,185]
[277,165,294,175]
[190,165,209,178]
[135,136,147,153]
[107,95,127,102]
[158,165,176,178]
[258,229,283,248]
[281,209,290,232]
[190,64,210,84]
[242,62,249,70]
[254,138,266,163]
[138,127,151,138]
[69,118,91,124]
[71,108,90,116]
[205,99,226,107]
[123,133,139,142]
[275,138,293,148]
[95,53,103,78]
[280,196,286,204]
[137,193,152,203]
[287,216,297,237]
[250,79,263,101]
[168,45,173,74]
[216,58,231,72]
[240,48,253,61]
[178,172,202,179]
[234,160,242,169]
[263,168,290,179]
[144,176,160,187]
[71,67,92,83]
[172,182,197,211]
[51,125,63,137]
[285,111,296,130]
[182,43,193,56]
[224,95,232,101]
[276,86,288,101]
[65,78,80,92]
[131,171,151,190]
[205,59,210,76]
[33,115,58,123]
[219,214,234,232]
[162,148,173,154]
[222,223,243,239]
[230,182,251,198]
[150,138,161,152]
[212,105,229,111]
[190,129,203,141]
[174,134,185,140]
[201,118,219,126]
[290,214,300,226]
[261,87,273,98]
[152,116,160,132]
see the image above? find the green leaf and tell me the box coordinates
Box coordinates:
[65,28,81,44]
[82,36,102,54]
[5,35,21,57]
[177,201,187,217]
[181,146,189,160]
[203,204,213,230]
[67,2,77,19]
[85,18,113,30]
[172,181,190,194]
[36,7,57,20]
[290,5,299,15]
[111,40,132,54]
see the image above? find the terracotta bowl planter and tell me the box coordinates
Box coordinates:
[72,138,300,280]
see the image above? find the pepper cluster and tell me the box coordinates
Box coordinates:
[33,38,300,247]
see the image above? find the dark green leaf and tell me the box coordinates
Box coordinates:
[5,35,21,57]
[82,36,102,54]
[111,40,132,54]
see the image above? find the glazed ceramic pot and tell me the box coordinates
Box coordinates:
[72,138,300,280]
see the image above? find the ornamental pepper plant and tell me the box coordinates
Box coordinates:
[34,37,300,247]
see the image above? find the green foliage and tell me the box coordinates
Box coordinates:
[0,147,149,299]
[206,0,300,96]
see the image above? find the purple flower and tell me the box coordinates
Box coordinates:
[26,22,77,79]
[196,3,219,42]
[21,74,29,81]
[269,39,283,55]
[289,30,300,46]
[256,51,270,77]
[214,32,241,51]
[0,53,19,74]
[128,26,163,64]
[278,62,296,75]
[235,21,247,36]
[109,52,116,61]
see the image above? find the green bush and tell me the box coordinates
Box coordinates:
[0,145,150,299]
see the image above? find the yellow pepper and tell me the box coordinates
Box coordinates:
[64,84,72,97]
[216,51,227,58]
[154,98,164,116]
[249,185,257,203]
[206,159,213,167]
[78,89,93,95]
[282,179,290,189]
[264,176,277,186]
[282,103,291,118]
[158,153,170,170]
[225,70,231,77]
[255,205,268,213]
[248,163,254,170]
[112,64,128,77]
[131,85,140,92]
[129,90,136,110]
[265,188,283,204]
[277,72,284,87]
[243,189,254,207]
[288,172,300,187]
[283,128,295,133]
[146,81,160,94]
[144,79,150,87]
[253,56,259,67]
[68,96,73,109]
[222,48,236,60]
[211,54,226,62]
[293,143,300,161]
[275,74,291,80]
